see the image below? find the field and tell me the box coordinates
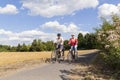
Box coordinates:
[0,52,51,66]
[0,49,97,66]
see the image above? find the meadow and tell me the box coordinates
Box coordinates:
[0,49,96,66]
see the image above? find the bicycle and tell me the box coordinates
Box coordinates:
[51,47,65,63]
[67,48,78,63]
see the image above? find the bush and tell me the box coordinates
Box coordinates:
[93,49,120,79]
[93,46,120,72]
[92,52,105,66]
[94,15,120,80]
[103,47,120,70]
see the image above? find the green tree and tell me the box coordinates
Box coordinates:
[84,33,90,49]
[10,46,17,52]
[29,39,37,51]
[64,40,70,50]
[16,44,21,52]
[0,45,12,52]
[77,33,84,49]
[45,41,54,51]
[21,43,28,52]
[36,39,45,51]
[83,33,98,49]
[29,39,45,52]
[88,33,98,49]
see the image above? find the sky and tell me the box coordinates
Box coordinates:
[0,0,120,46]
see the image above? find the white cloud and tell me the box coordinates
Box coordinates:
[21,0,99,17]
[98,3,120,17]
[0,4,19,14]
[42,21,89,35]
[0,21,89,45]
[0,29,56,46]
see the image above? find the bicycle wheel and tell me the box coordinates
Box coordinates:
[55,49,61,63]
[60,51,65,61]
[51,50,56,63]
[67,51,72,63]
[75,51,78,61]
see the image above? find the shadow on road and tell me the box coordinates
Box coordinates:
[75,51,99,64]
[59,51,100,80]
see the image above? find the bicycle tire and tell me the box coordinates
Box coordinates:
[51,50,56,63]
[67,51,72,63]
[55,49,61,63]
[75,51,78,61]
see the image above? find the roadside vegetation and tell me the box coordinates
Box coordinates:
[93,15,120,79]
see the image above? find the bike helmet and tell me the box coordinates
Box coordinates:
[57,33,61,36]
[71,34,74,36]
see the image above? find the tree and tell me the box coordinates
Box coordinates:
[36,39,45,51]
[21,43,28,52]
[29,39,37,51]
[16,44,21,52]
[84,33,90,49]
[77,33,84,49]
[45,41,54,51]
[88,33,98,49]
[10,46,17,52]
[29,39,45,52]
[64,40,70,50]
[82,33,98,49]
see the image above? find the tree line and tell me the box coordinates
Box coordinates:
[0,33,99,52]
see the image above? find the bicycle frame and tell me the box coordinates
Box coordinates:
[51,47,64,63]
[67,48,78,63]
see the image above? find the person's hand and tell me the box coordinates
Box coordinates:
[67,43,70,46]
[75,45,77,48]
[68,43,71,46]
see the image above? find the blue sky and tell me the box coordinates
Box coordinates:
[0,0,120,45]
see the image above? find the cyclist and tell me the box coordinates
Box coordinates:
[68,34,78,59]
[54,33,64,57]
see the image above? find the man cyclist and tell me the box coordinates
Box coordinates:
[68,34,78,59]
[54,33,64,57]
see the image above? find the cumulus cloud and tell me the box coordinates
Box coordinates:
[98,3,120,17]
[0,4,19,14]
[0,29,56,46]
[42,21,89,35]
[21,0,99,17]
[0,21,88,45]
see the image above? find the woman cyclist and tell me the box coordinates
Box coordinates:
[68,34,78,59]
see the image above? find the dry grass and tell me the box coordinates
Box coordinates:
[0,52,51,66]
[0,49,97,66]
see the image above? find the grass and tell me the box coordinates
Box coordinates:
[0,52,51,66]
[0,49,97,66]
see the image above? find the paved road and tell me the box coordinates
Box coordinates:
[0,63,74,80]
[0,51,98,80]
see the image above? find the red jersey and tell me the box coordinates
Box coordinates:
[68,38,78,46]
